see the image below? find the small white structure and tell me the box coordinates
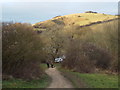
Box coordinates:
[55,58,63,63]
[55,55,66,63]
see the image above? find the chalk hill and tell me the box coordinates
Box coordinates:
[33,12,118,31]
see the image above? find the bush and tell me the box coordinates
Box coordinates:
[62,39,113,73]
[2,22,45,80]
[62,40,96,73]
[79,20,118,72]
[73,54,95,73]
[64,20,118,73]
[81,43,112,69]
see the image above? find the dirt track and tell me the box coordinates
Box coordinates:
[45,67,73,88]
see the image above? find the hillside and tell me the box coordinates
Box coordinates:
[3,12,118,88]
[33,12,118,31]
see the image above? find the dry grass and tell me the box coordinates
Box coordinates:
[33,13,118,29]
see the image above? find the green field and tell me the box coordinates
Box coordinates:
[40,63,48,70]
[2,74,51,88]
[2,64,51,88]
[59,68,118,88]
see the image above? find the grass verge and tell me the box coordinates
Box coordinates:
[2,74,51,88]
[59,67,118,88]
[2,64,52,88]
[40,63,48,70]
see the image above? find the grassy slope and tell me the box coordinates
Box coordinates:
[59,67,118,88]
[2,64,51,88]
[33,13,118,31]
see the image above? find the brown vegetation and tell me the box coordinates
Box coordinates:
[61,20,118,73]
[2,22,45,80]
[2,13,118,81]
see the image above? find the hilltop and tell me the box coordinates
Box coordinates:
[33,12,118,31]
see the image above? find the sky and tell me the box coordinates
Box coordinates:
[0,0,119,24]
[0,0,119,3]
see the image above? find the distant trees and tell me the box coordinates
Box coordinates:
[85,11,97,13]
[40,29,65,63]
[38,20,66,63]
[2,22,45,80]
[53,15,61,18]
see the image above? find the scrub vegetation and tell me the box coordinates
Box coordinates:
[2,12,119,88]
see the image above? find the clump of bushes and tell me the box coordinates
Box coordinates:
[2,22,45,80]
[81,43,112,69]
[62,40,95,73]
[53,15,61,18]
[62,39,112,73]
[62,20,118,73]
[85,11,97,13]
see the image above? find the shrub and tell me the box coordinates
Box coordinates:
[70,20,118,72]
[81,43,112,69]
[62,39,112,73]
[62,40,96,73]
[2,22,45,80]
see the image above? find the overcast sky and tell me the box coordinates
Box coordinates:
[1,0,119,23]
[0,0,119,2]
